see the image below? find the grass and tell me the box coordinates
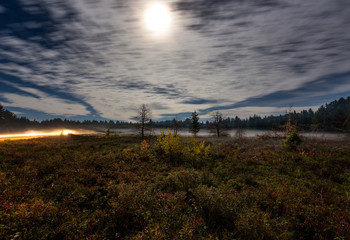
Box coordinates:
[0,134,349,239]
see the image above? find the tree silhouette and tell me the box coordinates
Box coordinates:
[0,104,15,120]
[189,111,200,137]
[136,104,151,138]
[211,111,223,137]
[172,116,179,136]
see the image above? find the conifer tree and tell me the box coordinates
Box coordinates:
[189,111,200,137]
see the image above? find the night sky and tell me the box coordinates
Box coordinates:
[1,0,350,121]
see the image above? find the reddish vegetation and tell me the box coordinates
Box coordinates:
[0,134,349,239]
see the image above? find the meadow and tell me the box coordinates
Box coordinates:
[0,132,349,239]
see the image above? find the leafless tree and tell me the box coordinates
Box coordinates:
[285,105,295,135]
[211,111,223,137]
[136,104,151,138]
[172,116,179,136]
[235,125,245,139]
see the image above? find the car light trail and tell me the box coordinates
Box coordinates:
[0,130,76,140]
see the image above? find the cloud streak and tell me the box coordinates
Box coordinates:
[0,0,349,120]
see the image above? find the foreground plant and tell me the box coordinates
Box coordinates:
[284,130,302,150]
[0,135,349,239]
[153,129,210,166]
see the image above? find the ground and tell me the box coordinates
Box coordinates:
[0,134,349,239]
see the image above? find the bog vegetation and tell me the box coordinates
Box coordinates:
[0,131,349,239]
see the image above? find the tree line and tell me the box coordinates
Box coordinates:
[1,96,350,134]
[151,97,350,133]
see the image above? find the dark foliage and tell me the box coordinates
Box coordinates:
[0,135,349,239]
[312,97,350,131]
[189,111,200,136]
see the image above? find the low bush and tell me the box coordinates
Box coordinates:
[0,135,349,239]
[284,130,302,150]
[153,129,210,167]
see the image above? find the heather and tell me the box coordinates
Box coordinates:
[1,133,349,239]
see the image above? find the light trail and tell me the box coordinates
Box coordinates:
[0,129,76,140]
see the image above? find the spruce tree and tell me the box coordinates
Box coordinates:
[189,111,200,137]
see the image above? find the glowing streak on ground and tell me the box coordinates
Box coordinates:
[0,130,76,140]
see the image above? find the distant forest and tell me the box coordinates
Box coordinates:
[1,96,350,133]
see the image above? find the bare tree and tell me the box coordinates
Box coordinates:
[235,125,245,139]
[172,116,179,136]
[136,104,151,138]
[211,111,223,137]
[285,105,295,135]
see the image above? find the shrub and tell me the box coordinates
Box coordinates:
[183,138,211,168]
[153,129,183,163]
[1,134,349,239]
[159,169,217,193]
[153,129,210,166]
[284,130,302,150]
[121,148,139,161]
[193,185,238,233]
[159,169,202,193]
[139,140,151,161]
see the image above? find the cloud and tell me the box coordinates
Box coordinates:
[1,92,90,117]
[175,0,350,86]
[175,0,288,23]
[0,74,103,121]
[181,97,219,105]
[0,5,6,13]
[169,70,350,118]
[0,0,349,121]
[228,71,350,109]
[149,102,169,110]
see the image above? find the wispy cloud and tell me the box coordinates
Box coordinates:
[0,0,349,120]
[0,5,5,13]
[1,87,89,116]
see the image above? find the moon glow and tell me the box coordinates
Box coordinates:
[145,3,171,33]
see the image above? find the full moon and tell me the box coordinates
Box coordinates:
[145,3,171,33]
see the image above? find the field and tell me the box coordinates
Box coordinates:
[0,133,349,239]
